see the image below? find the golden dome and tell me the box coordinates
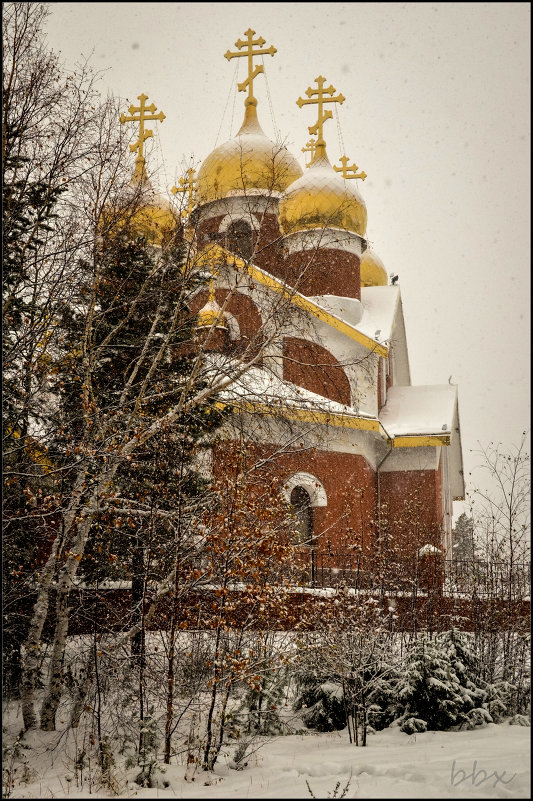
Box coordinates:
[196,103,303,205]
[196,282,229,330]
[128,174,178,245]
[100,174,178,246]
[360,247,388,287]
[196,298,229,329]
[128,199,178,246]
[278,151,367,236]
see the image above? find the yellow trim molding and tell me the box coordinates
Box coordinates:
[215,400,452,448]
[215,399,381,432]
[392,434,450,448]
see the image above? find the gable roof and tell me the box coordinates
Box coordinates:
[379,384,458,444]
[196,244,388,357]
[213,363,383,433]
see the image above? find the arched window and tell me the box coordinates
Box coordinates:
[290,486,314,546]
[226,219,253,260]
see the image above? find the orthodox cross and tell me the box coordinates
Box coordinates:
[333,155,367,181]
[296,76,345,156]
[171,168,197,218]
[119,93,166,181]
[301,139,317,167]
[224,29,277,106]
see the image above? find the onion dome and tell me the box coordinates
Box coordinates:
[360,247,388,287]
[196,299,229,330]
[196,285,229,331]
[196,102,303,205]
[278,149,367,237]
[114,94,177,245]
[126,174,178,246]
[99,173,178,247]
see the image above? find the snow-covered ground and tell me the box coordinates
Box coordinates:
[5,720,529,799]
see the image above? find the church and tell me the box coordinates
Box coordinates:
[127,28,465,588]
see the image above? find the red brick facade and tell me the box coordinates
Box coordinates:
[378,462,444,555]
[283,247,361,298]
[213,441,377,553]
[282,336,351,406]
[194,195,449,575]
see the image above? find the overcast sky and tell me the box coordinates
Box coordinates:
[44,2,530,518]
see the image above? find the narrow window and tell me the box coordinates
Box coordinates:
[290,486,314,546]
[226,220,253,261]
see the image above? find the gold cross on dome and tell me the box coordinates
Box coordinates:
[333,155,367,181]
[120,94,166,181]
[301,139,318,167]
[171,168,197,218]
[224,28,277,106]
[296,76,345,152]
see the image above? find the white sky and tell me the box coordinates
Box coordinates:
[44,3,531,517]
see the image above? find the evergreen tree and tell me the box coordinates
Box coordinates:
[452,513,476,562]
[396,631,489,732]
[397,635,464,730]
[38,197,226,728]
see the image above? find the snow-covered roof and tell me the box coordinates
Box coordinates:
[196,243,388,356]
[418,543,442,556]
[357,285,400,344]
[217,363,374,419]
[379,384,458,438]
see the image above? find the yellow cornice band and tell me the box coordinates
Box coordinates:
[215,400,381,431]
[215,401,451,448]
[392,434,450,448]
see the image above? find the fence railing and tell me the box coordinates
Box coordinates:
[443,559,531,599]
[290,551,531,599]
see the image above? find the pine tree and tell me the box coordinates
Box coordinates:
[38,195,226,730]
[397,635,464,730]
[396,631,489,732]
[452,513,476,562]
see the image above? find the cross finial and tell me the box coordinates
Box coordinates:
[301,139,318,168]
[296,76,345,159]
[171,168,197,218]
[333,155,367,181]
[224,28,277,107]
[119,93,166,182]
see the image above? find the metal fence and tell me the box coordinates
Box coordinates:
[443,559,531,599]
[291,551,531,599]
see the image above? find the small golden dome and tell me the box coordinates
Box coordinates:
[100,175,178,246]
[128,177,178,245]
[196,298,228,330]
[360,247,388,287]
[127,202,178,245]
[196,103,303,205]
[278,151,367,236]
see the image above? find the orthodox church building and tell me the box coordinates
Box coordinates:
[126,29,464,580]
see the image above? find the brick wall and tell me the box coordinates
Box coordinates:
[282,337,352,406]
[282,247,361,298]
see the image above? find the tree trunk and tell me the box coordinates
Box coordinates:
[202,626,222,771]
[69,653,94,728]
[131,540,145,662]
[20,534,62,729]
[40,587,69,730]
[21,469,89,729]
[39,505,96,729]
[164,587,178,765]
[209,677,234,770]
